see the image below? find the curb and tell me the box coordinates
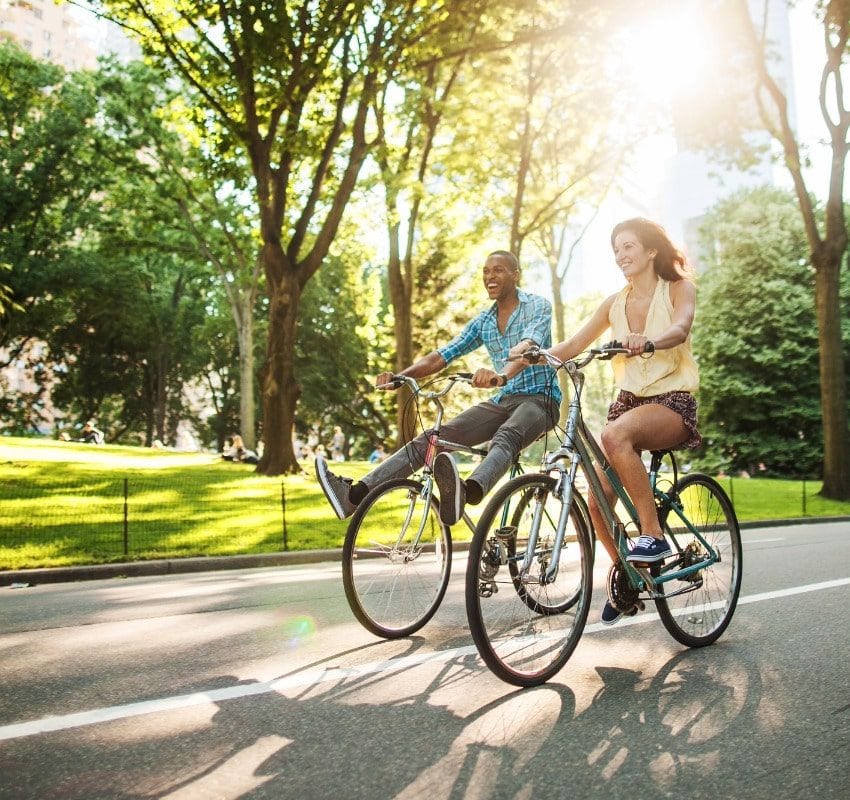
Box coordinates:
[2,516,849,588]
[0,549,344,588]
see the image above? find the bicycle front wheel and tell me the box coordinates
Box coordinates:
[655,473,742,647]
[465,473,593,687]
[342,479,451,639]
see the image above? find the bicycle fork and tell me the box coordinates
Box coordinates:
[514,455,580,586]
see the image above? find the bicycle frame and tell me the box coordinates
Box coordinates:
[392,374,525,544]
[528,352,721,599]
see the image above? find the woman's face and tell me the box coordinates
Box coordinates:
[613,230,656,280]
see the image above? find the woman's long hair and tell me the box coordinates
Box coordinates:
[611,218,691,281]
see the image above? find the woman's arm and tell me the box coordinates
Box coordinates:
[624,279,695,355]
[547,294,617,361]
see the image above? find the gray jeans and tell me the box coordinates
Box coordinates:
[362,393,559,498]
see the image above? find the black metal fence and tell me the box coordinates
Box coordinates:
[0,473,318,569]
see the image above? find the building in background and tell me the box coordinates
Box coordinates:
[0,0,137,68]
[0,0,97,70]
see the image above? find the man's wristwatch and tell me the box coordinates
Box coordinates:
[497,373,509,387]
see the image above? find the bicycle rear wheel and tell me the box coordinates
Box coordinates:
[343,478,451,638]
[465,473,593,687]
[655,473,742,647]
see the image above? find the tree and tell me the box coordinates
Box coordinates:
[693,186,846,476]
[727,0,850,496]
[90,56,264,449]
[94,0,481,474]
[0,42,104,364]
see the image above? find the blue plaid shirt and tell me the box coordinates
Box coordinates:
[437,290,561,404]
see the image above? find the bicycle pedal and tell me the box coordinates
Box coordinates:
[495,525,517,541]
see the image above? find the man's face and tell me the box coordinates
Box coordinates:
[482,256,519,301]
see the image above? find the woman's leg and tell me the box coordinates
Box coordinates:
[601,403,688,539]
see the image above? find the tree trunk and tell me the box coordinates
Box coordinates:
[547,251,571,427]
[813,250,850,497]
[237,306,256,450]
[257,242,301,475]
[387,242,417,445]
[154,351,167,443]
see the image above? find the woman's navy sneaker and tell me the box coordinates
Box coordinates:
[626,535,672,563]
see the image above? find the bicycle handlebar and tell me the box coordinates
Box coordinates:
[376,372,476,399]
[512,339,654,371]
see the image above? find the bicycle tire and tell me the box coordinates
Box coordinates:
[654,473,742,647]
[465,473,594,687]
[342,478,451,638]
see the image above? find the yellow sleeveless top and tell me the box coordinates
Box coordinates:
[608,279,699,396]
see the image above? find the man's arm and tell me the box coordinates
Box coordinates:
[375,351,447,389]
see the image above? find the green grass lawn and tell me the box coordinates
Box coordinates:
[1,437,848,571]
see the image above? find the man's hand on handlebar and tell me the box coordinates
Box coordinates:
[472,368,501,388]
[375,371,401,390]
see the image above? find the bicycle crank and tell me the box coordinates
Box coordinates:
[607,563,643,613]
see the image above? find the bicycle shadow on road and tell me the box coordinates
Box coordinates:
[170,643,763,800]
[10,641,766,800]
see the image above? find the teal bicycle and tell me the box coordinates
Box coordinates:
[465,343,743,687]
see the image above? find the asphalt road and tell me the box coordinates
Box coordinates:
[1,522,849,800]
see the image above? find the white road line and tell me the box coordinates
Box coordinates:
[2,576,849,743]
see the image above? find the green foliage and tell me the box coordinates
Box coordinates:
[0,42,103,351]
[692,186,846,477]
[0,46,234,444]
[295,242,383,456]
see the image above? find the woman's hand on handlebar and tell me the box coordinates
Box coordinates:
[621,334,655,357]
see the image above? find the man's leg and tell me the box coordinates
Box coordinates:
[317,401,509,520]
[466,394,558,502]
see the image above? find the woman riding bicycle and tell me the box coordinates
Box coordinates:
[533,218,701,625]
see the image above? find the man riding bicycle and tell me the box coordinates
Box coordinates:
[316,250,561,526]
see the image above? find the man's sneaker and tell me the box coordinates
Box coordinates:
[626,534,672,563]
[434,451,465,526]
[315,454,356,520]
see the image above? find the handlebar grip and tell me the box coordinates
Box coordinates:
[522,347,541,364]
[376,376,405,390]
[453,372,473,380]
[599,340,654,356]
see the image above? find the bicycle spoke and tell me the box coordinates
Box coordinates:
[655,474,742,647]
[343,480,450,638]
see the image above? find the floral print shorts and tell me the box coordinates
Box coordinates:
[606,390,702,450]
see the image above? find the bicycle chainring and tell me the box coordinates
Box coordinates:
[478,538,502,581]
[607,563,640,612]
